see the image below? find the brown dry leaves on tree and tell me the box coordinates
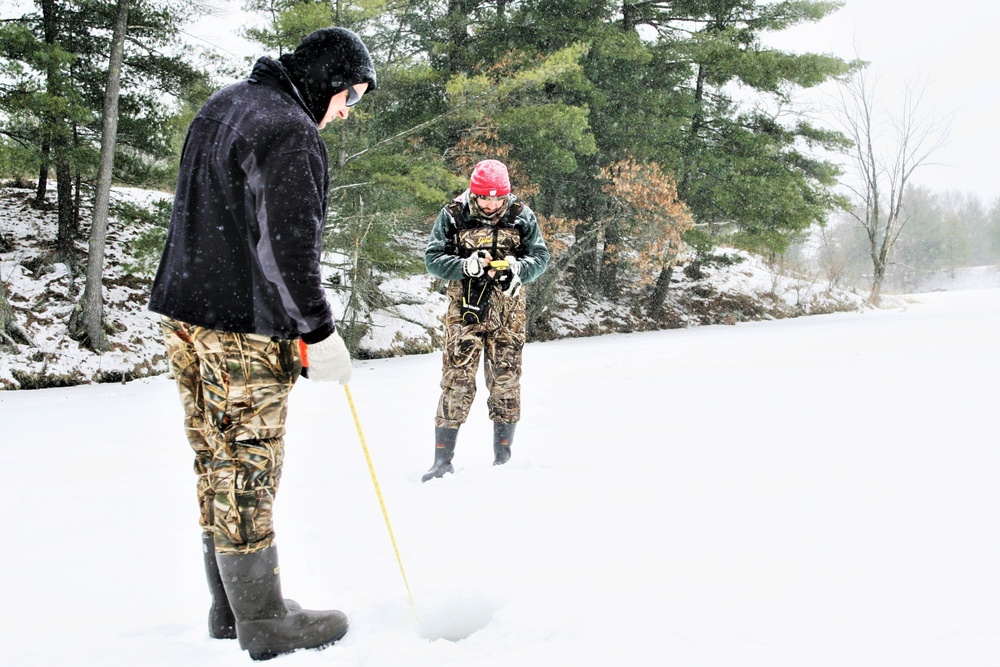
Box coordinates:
[537,216,577,259]
[599,157,693,285]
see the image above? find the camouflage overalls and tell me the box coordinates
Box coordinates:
[161,317,301,554]
[425,196,550,429]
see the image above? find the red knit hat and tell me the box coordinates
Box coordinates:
[469,160,511,197]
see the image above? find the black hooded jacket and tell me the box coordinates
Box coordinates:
[148,57,335,343]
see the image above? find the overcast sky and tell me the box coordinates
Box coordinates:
[763,0,1000,202]
[186,1,998,203]
[0,0,986,203]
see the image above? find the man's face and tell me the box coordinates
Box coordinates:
[476,195,506,216]
[318,82,369,129]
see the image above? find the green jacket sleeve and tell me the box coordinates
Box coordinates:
[514,205,550,284]
[424,207,464,280]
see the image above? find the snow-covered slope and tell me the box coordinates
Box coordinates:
[0,186,871,389]
[0,187,169,388]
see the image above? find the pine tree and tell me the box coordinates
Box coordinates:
[2,0,208,352]
[235,0,858,339]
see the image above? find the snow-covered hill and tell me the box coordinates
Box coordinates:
[3,286,998,666]
[1,186,871,389]
[0,186,169,389]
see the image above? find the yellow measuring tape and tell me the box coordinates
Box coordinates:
[343,384,419,624]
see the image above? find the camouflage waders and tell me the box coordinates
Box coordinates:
[435,280,526,429]
[161,317,301,555]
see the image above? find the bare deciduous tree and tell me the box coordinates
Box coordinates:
[835,68,950,305]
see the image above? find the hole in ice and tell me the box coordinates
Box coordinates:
[417,592,500,642]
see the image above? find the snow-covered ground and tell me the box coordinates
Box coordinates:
[3,286,998,666]
[914,265,1000,292]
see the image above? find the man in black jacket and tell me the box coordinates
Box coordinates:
[149,27,375,660]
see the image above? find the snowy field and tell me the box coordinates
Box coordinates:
[3,287,999,666]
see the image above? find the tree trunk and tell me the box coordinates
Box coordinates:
[0,280,15,345]
[571,219,598,294]
[35,141,50,204]
[37,0,57,206]
[646,264,674,317]
[69,0,129,352]
[869,262,885,306]
[54,154,75,264]
[444,0,476,75]
[0,281,33,347]
[42,0,76,266]
[679,65,707,200]
[74,168,82,232]
[621,2,639,32]
[598,222,621,299]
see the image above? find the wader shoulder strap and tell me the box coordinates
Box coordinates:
[503,201,526,255]
[445,201,464,222]
[444,201,465,254]
[446,200,526,257]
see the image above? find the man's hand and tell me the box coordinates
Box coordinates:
[500,255,522,297]
[463,252,488,277]
[306,331,352,384]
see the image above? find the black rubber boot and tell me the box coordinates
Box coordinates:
[493,422,516,465]
[217,545,348,661]
[202,532,237,639]
[421,427,458,482]
[202,533,301,640]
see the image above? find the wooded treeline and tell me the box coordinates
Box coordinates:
[1,0,205,257]
[799,186,1000,294]
[0,0,902,350]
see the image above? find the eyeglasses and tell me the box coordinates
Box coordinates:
[332,80,365,107]
[344,85,363,107]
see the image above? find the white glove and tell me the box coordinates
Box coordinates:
[306,331,352,384]
[463,253,486,277]
[502,273,522,298]
[501,255,522,297]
